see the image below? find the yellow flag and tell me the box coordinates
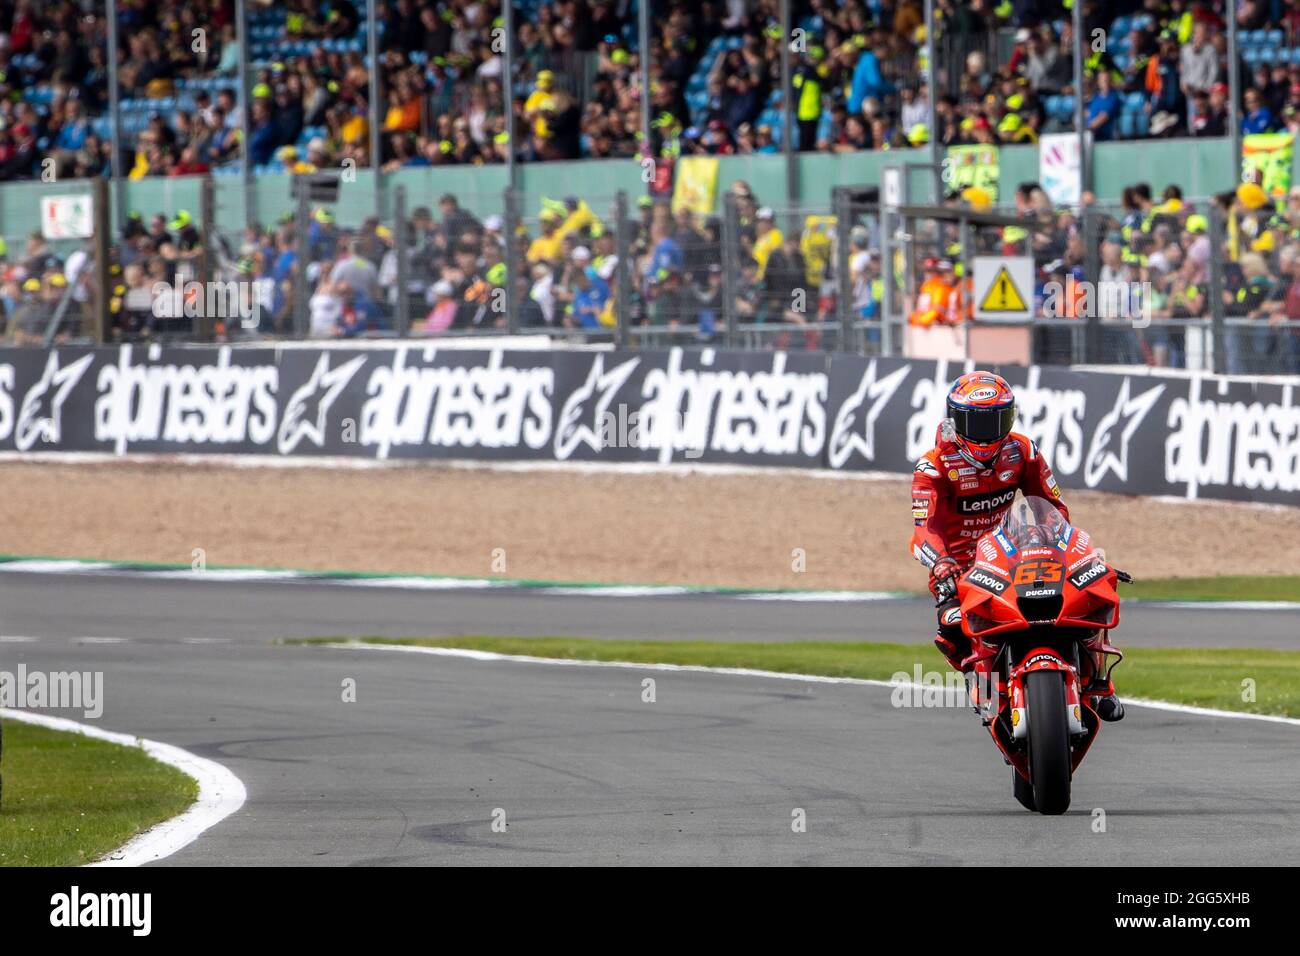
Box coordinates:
[672,157,720,215]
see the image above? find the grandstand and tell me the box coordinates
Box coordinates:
[2,2,1299,375]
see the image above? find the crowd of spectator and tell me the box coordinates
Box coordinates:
[15,2,1300,184]
[4,164,1297,375]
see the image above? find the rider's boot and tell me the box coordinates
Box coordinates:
[1082,644,1125,722]
[1095,693,1125,722]
[934,600,972,673]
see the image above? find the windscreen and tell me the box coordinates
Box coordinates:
[997,494,1069,550]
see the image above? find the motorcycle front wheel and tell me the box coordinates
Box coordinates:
[1025,669,1072,815]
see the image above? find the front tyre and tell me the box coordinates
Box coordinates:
[1025,669,1071,815]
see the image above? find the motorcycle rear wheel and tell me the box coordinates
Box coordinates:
[1025,669,1072,815]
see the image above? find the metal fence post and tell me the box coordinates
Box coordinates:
[92,176,111,342]
[638,0,651,153]
[503,186,520,335]
[367,0,383,218]
[503,0,516,191]
[880,204,894,357]
[1083,205,1101,364]
[779,0,797,205]
[294,180,310,337]
[394,185,410,336]
[924,0,941,204]
[237,0,254,229]
[721,192,740,348]
[105,0,123,235]
[199,175,216,340]
[614,190,630,349]
[1071,0,1089,195]
[1208,203,1228,374]
[832,187,852,351]
[1228,15,1241,180]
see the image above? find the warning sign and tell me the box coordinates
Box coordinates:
[972,256,1033,320]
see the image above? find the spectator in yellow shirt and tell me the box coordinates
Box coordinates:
[528,210,566,264]
[752,207,784,279]
[524,71,558,139]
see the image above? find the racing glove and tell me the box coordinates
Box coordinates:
[928,556,960,601]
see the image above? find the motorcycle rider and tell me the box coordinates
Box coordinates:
[910,371,1124,722]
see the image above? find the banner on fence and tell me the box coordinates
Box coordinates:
[672,157,720,216]
[1242,132,1294,199]
[944,144,1001,204]
[1039,133,1083,206]
[1,345,1296,505]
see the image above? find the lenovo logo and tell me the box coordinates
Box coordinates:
[1069,562,1107,590]
[958,488,1017,514]
[968,569,1009,594]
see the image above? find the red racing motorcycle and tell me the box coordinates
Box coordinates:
[935,495,1129,815]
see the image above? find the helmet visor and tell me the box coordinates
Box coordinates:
[949,402,1015,445]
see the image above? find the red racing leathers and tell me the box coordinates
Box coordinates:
[909,430,1068,576]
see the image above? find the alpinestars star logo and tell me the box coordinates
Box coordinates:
[828,360,910,469]
[277,353,366,454]
[554,353,640,459]
[1084,378,1165,486]
[16,351,93,451]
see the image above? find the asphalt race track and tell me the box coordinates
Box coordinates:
[2,572,1299,865]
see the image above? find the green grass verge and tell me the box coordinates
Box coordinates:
[0,720,197,867]
[1121,576,1300,603]
[312,636,1300,719]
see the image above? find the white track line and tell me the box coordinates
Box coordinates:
[0,557,1295,609]
[328,642,1300,728]
[0,449,904,481]
[0,709,247,866]
[1142,600,1300,611]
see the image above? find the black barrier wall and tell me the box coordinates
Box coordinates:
[2,345,1297,505]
